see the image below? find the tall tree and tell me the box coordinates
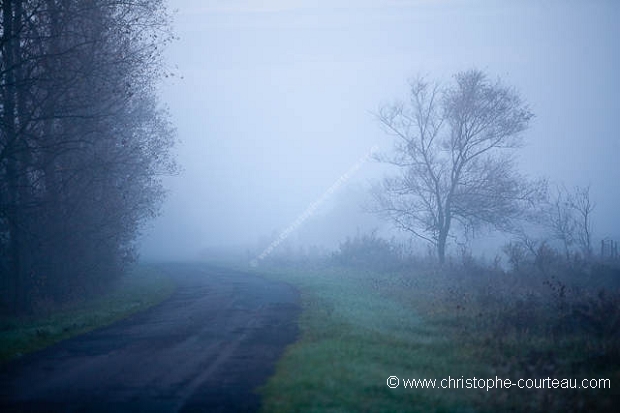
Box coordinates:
[374,70,544,263]
[1,0,176,313]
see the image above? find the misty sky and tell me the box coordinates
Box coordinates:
[139,0,620,261]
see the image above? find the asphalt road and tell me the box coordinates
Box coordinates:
[0,264,300,412]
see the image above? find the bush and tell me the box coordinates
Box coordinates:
[331,231,403,270]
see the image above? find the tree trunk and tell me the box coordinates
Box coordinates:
[2,0,29,314]
[437,227,449,265]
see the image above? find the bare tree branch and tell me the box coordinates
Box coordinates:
[372,70,542,264]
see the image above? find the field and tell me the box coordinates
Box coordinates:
[251,261,620,412]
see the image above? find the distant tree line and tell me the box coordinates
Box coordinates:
[1,0,176,314]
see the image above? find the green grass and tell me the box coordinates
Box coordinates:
[251,265,491,413]
[0,264,176,364]
[250,263,619,413]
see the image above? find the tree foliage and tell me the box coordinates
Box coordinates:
[374,70,545,263]
[0,0,176,313]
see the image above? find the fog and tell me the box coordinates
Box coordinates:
[139,0,620,261]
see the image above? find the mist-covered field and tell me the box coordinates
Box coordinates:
[1,0,619,411]
[248,249,620,412]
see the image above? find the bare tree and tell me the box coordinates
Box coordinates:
[373,70,544,263]
[1,0,176,313]
[548,185,595,260]
[549,185,577,260]
[571,185,595,258]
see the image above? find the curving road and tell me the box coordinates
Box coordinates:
[0,264,300,412]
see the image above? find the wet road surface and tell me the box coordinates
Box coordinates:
[0,264,300,412]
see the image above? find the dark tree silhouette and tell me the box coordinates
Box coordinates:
[1,0,176,313]
[374,70,545,263]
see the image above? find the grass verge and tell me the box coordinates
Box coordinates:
[0,264,176,364]
[251,265,490,413]
[251,263,619,413]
